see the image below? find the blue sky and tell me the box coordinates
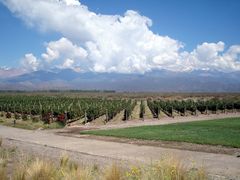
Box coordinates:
[0,0,240,73]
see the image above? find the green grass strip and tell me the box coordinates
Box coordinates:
[81,117,240,148]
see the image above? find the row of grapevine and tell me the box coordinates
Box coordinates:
[147,98,240,118]
[123,100,137,120]
[139,100,145,119]
[0,95,132,124]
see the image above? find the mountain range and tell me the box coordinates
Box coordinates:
[0,69,240,92]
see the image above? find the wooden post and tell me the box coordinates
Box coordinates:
[64,111,68,125]
[84,110,87,124]
[51,109,53,124]
[216,104,218,114]
[124,109,128,121]
[106,109,108,122]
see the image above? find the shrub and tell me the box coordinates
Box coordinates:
[6,112,12,119]
[42,113,51,124]
[32,116,41,123]
[22,114,28,121]
[14,113,21,120]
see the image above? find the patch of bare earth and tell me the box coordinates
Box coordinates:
[66,112,240,130]
[55,133,240,157]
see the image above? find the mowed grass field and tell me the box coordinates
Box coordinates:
[81,117,240,148]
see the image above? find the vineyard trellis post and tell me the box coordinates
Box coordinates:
[64,111,68,125]
[105,109,108,122]
[195,106,197,116]
[13,104,16,126]
[84,110,87,124]
[184,105,186,116]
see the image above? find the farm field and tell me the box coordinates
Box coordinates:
[1,92,240,130]
[81,117,240,148]
[0,92,240,179]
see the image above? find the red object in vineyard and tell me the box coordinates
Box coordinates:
[57,114,65,122]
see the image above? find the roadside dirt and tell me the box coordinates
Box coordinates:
[55,133,240,157]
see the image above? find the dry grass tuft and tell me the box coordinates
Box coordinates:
[26,158,57,180]
[0,166,7,180]
[0,142,9,180]
[13,158,57,180]
[104,163,123,180]
[141,156,207,180]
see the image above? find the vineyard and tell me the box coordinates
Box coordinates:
[147,98,240,118]
[0,94,240,127]
[0,95,136,124]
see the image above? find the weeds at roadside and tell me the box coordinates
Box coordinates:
[0,143,207,180]
[104,163,123,180]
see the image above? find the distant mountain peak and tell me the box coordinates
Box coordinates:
[0,69,240,92]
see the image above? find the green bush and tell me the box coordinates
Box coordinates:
[22,114,28,121]
[14,113,21,120]
[32,116,41,123]
[6,112,11,119]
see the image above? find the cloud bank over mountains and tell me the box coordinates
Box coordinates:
[1,0,240,74]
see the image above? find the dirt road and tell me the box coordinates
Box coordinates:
[0,125,239,180]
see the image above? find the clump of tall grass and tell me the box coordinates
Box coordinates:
[0,165,7,180]
[0,141,10,180]
[131,156,207,180]
[104,163,123,180]
[13,158,57,180]
[0,155,7,180]
[13,153,95,180]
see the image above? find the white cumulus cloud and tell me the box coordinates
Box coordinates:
[1,0,240,73]
[21,53,40,71]
[41,37,88,69]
